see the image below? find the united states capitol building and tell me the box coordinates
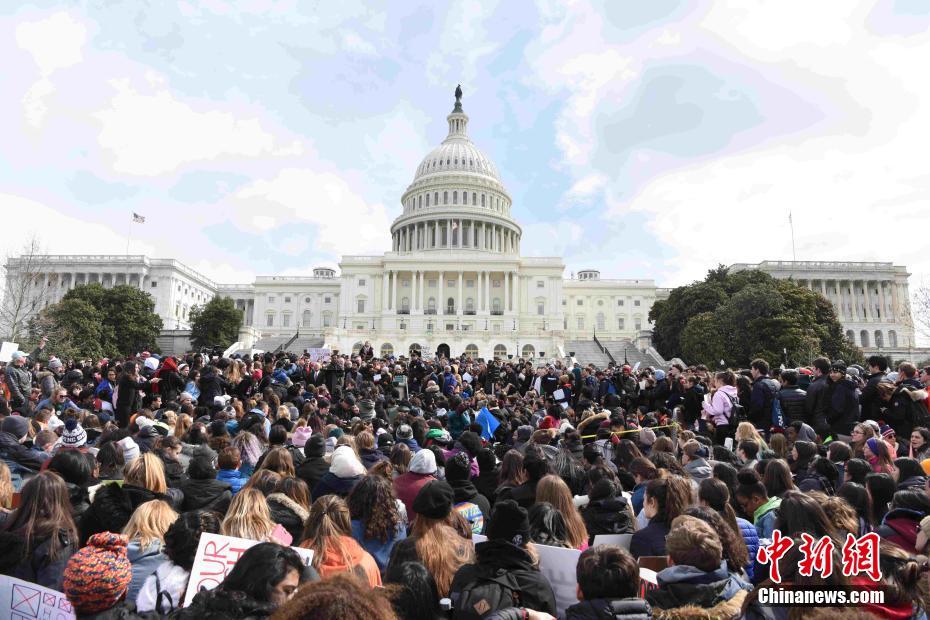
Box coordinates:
[5,90,921,363]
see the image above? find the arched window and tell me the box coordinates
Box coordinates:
[481,194,486,207]
[596,312,605,330]
[446,297,455,314]
[380,343,394,357]
[426,193,430,207]
[618,318,625,330]
[409,343,422,355]
[860,330,870,348]
[494,344,507,359]
[400,297,410,313]
[465,344,479,357]
[522,344,535,358]
[282,312,291,327]
[427,297,436,314]
[472,192,477,205]
[889,330,898,347]
[352,342,363,355]
[302,310,312,327]
[322,311,332,327]
[434,192,438,204]
[453,191,458,205]
[444,191,448,204]
[266,312,275,327]
[418,195,422,208]
[874,330,884,348]
[846,329,855,342]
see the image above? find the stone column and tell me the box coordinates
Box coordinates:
[879,281,888,322]
[864,280,874,321]
[390,271,397,312]
[439,270,445,315]
[381,271,389,311]
[457,271,463,316]
[890,281,899,321]
[504,271,510,313]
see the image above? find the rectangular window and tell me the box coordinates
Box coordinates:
[634,300,641,307]
[324,297,331,304]
[266,314,274,327]
[356,324,365,330]
[282,314,290,327]
[577,299,583,306]
[357,300,366,313]
[618,299,624,306]
[537,280,544,288]
[446,324,455,331]
[562,300,566,305]
[448,280,455,287]
[577,317,584,329]
[284,296,291,303]
[358,279,366,287]
[466,280,474,288]
[537,304,544,316]
[618,318,625,329]
[268,296,275,303]
[492,280,501,288]
[428,279,436,288]
[150,281,157,288]
[635,319,642,330]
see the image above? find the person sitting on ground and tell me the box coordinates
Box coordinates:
[273,572,398,620]
[62,532,133,618]
[216,445,247,494]
[646,516,752,617]
[300,494,382,587]
[563,544,651,619]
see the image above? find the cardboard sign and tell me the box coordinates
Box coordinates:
[553,388,565,401]
[0,575,75,619]
[639,567,659,597]
[183,533,314,607]
[462,372,473,383]
[534,543,582,616]
[591,534,633,550]
[0,342,19,364]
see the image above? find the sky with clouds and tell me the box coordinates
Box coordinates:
[3,1,930,291]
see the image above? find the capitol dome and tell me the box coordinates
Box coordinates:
[391,86,521,255]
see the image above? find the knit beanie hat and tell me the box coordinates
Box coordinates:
[61,418,88,448]
[377,433,395,449]
[292,426,312,448]
[866,438,881,457]
[487,499,531,546]
[63,532,132,614]
[445,452,471,482]
[304,433,326,458]
[409,448,437,475]
[397,424,414,440]
[1,415,30,440]
[425,428,451,446]
[117,436,140,463]
[412,480,455,519]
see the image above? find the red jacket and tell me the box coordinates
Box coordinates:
[393,472,435,517]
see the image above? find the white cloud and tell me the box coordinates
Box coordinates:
[16,12,87,75]
[426,2,502,87]
[94,79,278,176]
[232,168,393,255]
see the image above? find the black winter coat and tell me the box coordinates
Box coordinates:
[825,378,859,436]
[296,456,330,491]
[450,539,557,617]
[859,372,887,422]
[0,430,45,472]
[0,528,76,591]
[80,483,173,544]
[777,386,807,425]
[173,586,276,620]
[581,495,635,545]
[474,467,500,506]
[179,478,232,514]
[267,493,310,544]
[495,479,538,510]
[563,598,652,620]
[805,375,829,429]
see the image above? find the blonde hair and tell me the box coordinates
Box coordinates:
[536,474,589,549]
[124,453,168,495]
[174,414,192,439]
[277,405,291,420]
[301,495,354,573]
[0,461,13,510]
[410,517,474,597]
[257,447,295,478]
[736,422,766,447]
[122,500,177,548]
[356,430,375,451]
[221,488,275,541]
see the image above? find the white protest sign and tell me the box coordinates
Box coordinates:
[0,575,75,619]
[0,342,19,364]
[306,348,331,362]
[472,533,487,544]
[534,543,582,617]
[553,388,565,401]
[462,372,473,384]
[591,534,633,550]
[182,533,314,607]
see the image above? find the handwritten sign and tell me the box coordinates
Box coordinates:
[0,575,75,620]
[182,533,313,606]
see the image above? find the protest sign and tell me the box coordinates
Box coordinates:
[591,534,633,550]
[183,533,314,606]
[0,575,75,620]
[0,342,18,363]
[534,543,582,616]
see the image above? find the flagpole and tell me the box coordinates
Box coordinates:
[126,213,133,278]
[789,210,797,262]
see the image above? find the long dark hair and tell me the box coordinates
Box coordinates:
[699,477,750,563]
[385,561,441,620]
[865,473,896,525]
[775,490,839,541]
[221,542,307,602]
[3,471,77,560]
[837,482,870,530]
[346,475,400,543]
[644,476,690,526]
[683,505,749,573]
[528,502,570,548]
[762,459,795,497]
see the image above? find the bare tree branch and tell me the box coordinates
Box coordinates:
[1,235,50,342]
[914,286,930,341]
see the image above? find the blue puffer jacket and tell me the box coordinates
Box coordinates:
[736,516,759,581]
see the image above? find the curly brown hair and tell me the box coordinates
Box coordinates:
[346,474,400,543]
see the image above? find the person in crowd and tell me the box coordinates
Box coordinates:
[536,474,589,550]
[630,475,690,558]
[734,468,780,540]
[864,437,897,475]
[136,510,222,614]
[347,474,406,570]
[866,472,897,526]
[216,445,247,494]
[681,439,712,480]
[527,501,571,548]
[121,498,177,602]
[394,447,438,517]
[446,451,491,535]
[646,517,752,617]
[62,532,133,617]
[387,480,474,598]
[46,449,93,521]
[909,426,930,461]
[273,572,398,620]
[449,499,557,618]
[0,471,78,590]
[560,545,651,619]
[776,368,807,425]
[385,561,442,620]
[179,542,311,618]
[0,414,44,477]
[497,445,549,509]
[701,370,738,444]
[300,494,382,586]
[874,487,930,554]
[682,505,750,580]
[179,453,232,514]
[581,470,635,544]
[312,444,365,501]
[267,477,311,544]
[221,487,277,541]
[295,433,329,491]
[699,477,758,580]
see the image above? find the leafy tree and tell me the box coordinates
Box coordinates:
[189,296,242,349]
[653,268,861,368]
[30,284,162,357]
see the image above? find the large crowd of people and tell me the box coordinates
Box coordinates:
[2,339,930,618]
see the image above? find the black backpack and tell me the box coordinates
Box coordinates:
[453,570,523,619]
[725,392,747,424]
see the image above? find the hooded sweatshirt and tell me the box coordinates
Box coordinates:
[394,449,438,517]
[301,535,381,587]
[647,562,752,617]
[753,496,782,540]
[311,446,364,501]
[702,385,739,426]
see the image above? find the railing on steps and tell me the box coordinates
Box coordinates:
[592,331,616,365]
[275,332,299,353]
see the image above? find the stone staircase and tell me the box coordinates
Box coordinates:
[601,339,666,368]
[564,340,611,368]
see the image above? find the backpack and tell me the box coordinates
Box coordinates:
[453,570,523,619]
[771,396,785,429]
[724,392,747,424]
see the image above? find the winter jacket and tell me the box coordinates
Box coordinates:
[216,468,247,494]
[450,539,557,618]
[449,478,491,535]
[736,517,759,581]
[301,534,382,587]
[563,598,652,620]
[495,478,539,510]
[776,386,807,425]
[702,385,738,427]
[351,519,407,571]
[267,493,309,544]
[397,437,421,453]
[804,375,829,429]
[64,482,91,524]
[359,447,387,470]
[311,471,362,501]
[859,371,887,422]
[136,561,188,614]
[749,377,779,429]
[178,478,232,515]
[630,521,670,559]
[883,385,929,439]
[126,539,166,603]
[630,483,647,516]
[296,456,329,492]
[682,385,705,426]
[683,457,712,481]
[81,482,171,544]
[173,585,276,620]
[582,495,635,544]
[0,430,45,475]
[5,363,33,408]
[875,507,923,554]
[825,378,860,437]
[646,562,752,619]
[393,471,436,517]
[0,528,76,591]
[474,467,500,506]
[753,496,781,540]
